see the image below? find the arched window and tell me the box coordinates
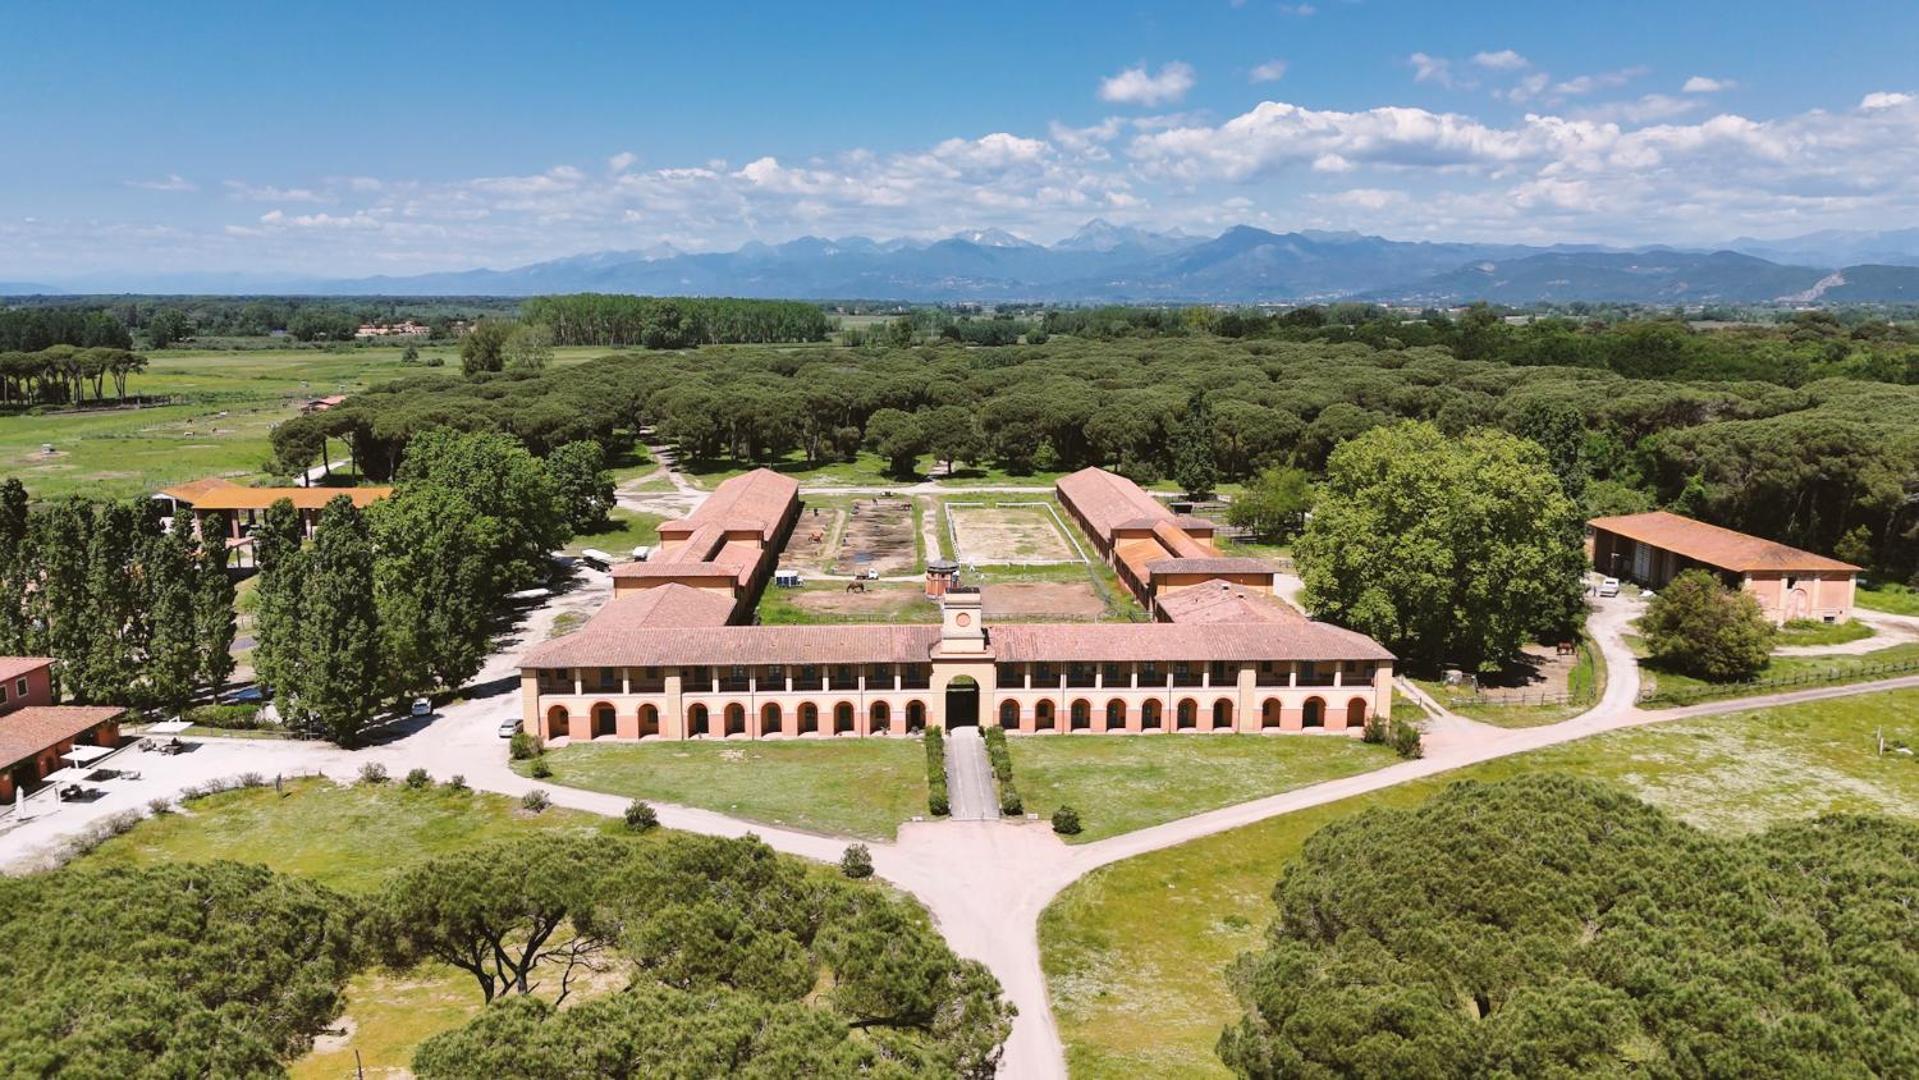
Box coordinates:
[1141,699,1163,730]
[724,703,746,736]
[1303,697,1326,728]
[999,700,1019,729]
[1177,699,1198,729]
[760,702,782,734]
[905,700,926,732]
[1034,699,1056,731]
[1212,699,1234,731]
[545,705,570,739]
[1070,699,1091,730]
[688,704,709,737]
[870,700,891,733]
[800,702,820,734]
[591,702,616,738]
[834,701,855,734]
[1260,698,1283,729]
[1346,697,1369,728]
[638,704,659,737]
[1105,698,1127,728]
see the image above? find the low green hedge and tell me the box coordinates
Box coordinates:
[179,703,272,731]
[924,728,949,816]
[983,726,1014,782]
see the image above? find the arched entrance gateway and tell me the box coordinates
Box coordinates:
[591,702,617,738]
[546,705,570,739]
[945,676,980,728]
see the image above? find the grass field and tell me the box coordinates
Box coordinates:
[515,737,931,839]
[1857,581,1919,616]
[2,344,611,503]
[1641,641,1919,703]
[561,506,664,557]
[1039,688,1919,1079]
[79,778,622,1078]
[1005,734,1399,842]
[1776,618,1876,647]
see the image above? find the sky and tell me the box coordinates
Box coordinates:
[5,0,1919,281]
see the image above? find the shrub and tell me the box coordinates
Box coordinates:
[1390,717,1423,759]
[509,732,543,760]
[530,757,553,779]
[146,797,174,816]
[443,774,469,792]
[60,809,147,861]
[1362,714,1388,744]
[1051,805,1082,835]
[983,726,1014,781]
[357,762,389,785]
[404,767,431,790]
[1641,568,1775,682]
[840,843,874,879]
[179,703,273,731]
[998,781,1023,817]
[924,728,950,816]
[236,771,266,788]
[521,789,550,813]
[624,800,658,831]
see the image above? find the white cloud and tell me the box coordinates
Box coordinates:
[1249,59,1288,83]
[1277,3,1316,15]
[224,181,328,203]
[1553,66,1648,97]
[608,151,638,172]
[1682,75,1734,93]
[1861,91,1913,110]
[1472,50,1529,71]
[1498,72,1552,104]
[1099,62,1196,106]
[1574,93,1702,124]
[124,174,196,192]
[1408,52,1452,87]
[1318,188,1408,210]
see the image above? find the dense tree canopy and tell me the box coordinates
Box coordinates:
[1218,774,1919,1079]
[0,861,358,1078]
[521,293,832,347]
[1639,569,1776,681]
[1295,422,1587,670]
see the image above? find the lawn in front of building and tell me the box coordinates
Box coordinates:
[1038,688,1919,1079]
[1641,641,1919,703]
[1005,733,1400,842]
[517,737,931,839]
[561,506,664,557]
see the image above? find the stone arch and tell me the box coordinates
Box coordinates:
[687,703,709,737]
[1034,699,1056,732]
[1346,696,1369,728]
[638,704,659,738]
[724,702,746,737]
[870,700,891,734]
[833,701,856,735]
[545,704,570,739]
[1212,697,1234,731]
[1303,696,1326,728]
[799,702,820,735]
[760,701,783,735]
[1105,698,1127,728]
[999,700,1019,729]
[1260,698,1283,729]
[1176,698,1199,730]
[591,702,617,738]
[1070,699,1092,731]
[1141,698,1163,730]
[905,700,926,732]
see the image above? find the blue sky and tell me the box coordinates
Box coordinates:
[6,0,1919,279]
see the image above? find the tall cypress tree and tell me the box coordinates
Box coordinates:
[144,513,199,713]
[28,501,93,699]
[75,501,142,705]
[287,496,382,746]
[1171,391,1219,500]
[0,478,30,654]
[194,512,238,701]
[250,499,308,698]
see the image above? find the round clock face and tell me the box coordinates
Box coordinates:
[955,612,971,627]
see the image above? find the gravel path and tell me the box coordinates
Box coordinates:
[943,726,1000,822]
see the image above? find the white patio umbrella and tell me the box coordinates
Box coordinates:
[146,720,192,735]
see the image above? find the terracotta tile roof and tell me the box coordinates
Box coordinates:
[1147,556,1279,577]
[682,469,798,543]
[158,479,392,512]
[523,622,941,669]
[0,705,123,768]
[1589,512,1859,574]
[989,621,1392,663]
[1157,581,1302,624]
[555,584,735,631]
[0,656,52,684]
[1056,467,1172,539]
[610,562,746,581]
[1116,514,1217,532]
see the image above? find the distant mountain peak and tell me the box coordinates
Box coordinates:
[949,227,1037,248]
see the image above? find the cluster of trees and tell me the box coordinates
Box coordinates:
[1294,422,1588,671]
[0,479,235,711]
[4,296,518,344]
[520,294,832,348]
[459,318,554,376]
[0,306,132,352]
[0,346,150,406]
[1639,569,1776,681]
[395,832,1013,1077]
[1218,774,1919,1077]
[252,432,577,743]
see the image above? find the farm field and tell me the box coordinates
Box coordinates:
[1,344,611,502]
[515,737,931,839]
[1039,687,1919,1079]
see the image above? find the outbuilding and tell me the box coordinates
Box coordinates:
[1588,511,1858,625]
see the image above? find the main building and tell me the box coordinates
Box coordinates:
[519,468,1394,741]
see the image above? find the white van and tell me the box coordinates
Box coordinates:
[774,568,803,588]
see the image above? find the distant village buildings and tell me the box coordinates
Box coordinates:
[352,320,431,339]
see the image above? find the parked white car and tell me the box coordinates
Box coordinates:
[498,718,522,738]
[410,697,432,718]
[1598,577,1621,597]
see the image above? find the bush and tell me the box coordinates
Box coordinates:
[509,732,543,760]
[1641,568,1775,682]
[1362,714,1388,744]
[443,774,469,792]
[146,797,174,816]
[624,800,658,831]
[983,726,1014,781]
[404,767,431,790]
[1051,805,1082,835]
[357,762,389,785]
[998,781,1023,817]
[1390,717,1423,759]
[530,757,553,779]
[521,789,550,813]
[840,843,874,879]
[179,703,273,731]
[924,728,950,816]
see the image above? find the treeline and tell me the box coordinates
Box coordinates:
[521,293,832,348]
[0,307,132,352]
[0,347,149,406]
[0,479,235,711]
[1,828,1012,1076]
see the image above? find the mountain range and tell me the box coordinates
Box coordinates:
[13,221,1919,304]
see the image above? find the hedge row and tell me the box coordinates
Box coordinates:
[924,728,949,816]
[983,727,1013,782]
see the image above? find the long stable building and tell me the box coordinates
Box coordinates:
[520,467,1394,742]
[610,469,800,622]
[1589,511,1858,625]
[1055,466,1275,616]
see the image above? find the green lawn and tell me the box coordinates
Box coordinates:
[1641,641,1919,704]
[3,344,612,503]
[756,581,938,625]
[1006,734,1399,842]
[1857,581,1919,616]
[1039,688,1919,1079]
[562,506,664,556]
[515,738,931,839]
[1776,618,1876,647]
